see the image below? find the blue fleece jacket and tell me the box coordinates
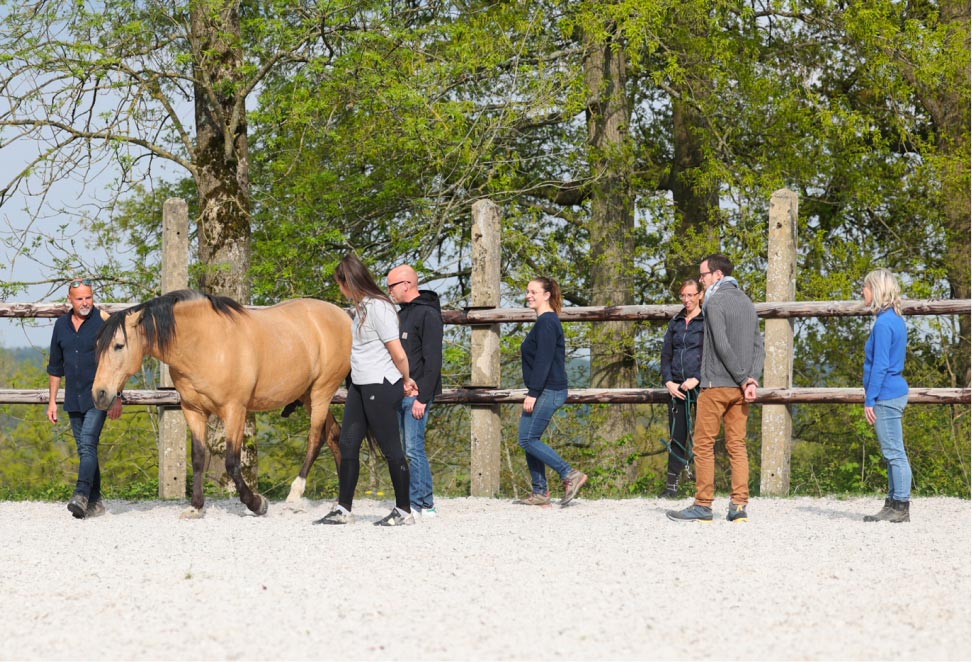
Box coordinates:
[864,308,909,406]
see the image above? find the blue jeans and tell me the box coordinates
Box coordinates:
[398,395,435,510]
[68,408,107,502]
[874,394,911,501]
[517,388,571,494]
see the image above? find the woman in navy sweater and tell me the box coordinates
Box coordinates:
[862,269,911,523]
[515,277,587,507]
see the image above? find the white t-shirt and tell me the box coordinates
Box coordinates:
[350,297,402,385]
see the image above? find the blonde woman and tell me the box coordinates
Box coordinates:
[862,269,911,523]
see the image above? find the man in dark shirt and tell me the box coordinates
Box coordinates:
[47,278,122,519]
[387,264,443,518]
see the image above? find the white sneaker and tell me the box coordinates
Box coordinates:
[422,506,438,518]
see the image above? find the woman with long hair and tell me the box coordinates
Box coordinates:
[314,253,418,526]
[861,268,911,523]
[514,276,587,507]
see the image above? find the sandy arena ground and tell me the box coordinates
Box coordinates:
[0,496,969,661]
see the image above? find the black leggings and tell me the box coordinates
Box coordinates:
[666,391,697,481]
[337,379,410,511]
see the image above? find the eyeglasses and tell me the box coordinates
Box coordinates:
[69,279,93,289]
[386,280,408,291]
[698,271,712,278]
[679,292,700,300]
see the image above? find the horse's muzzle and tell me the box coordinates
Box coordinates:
[92,388,116,411]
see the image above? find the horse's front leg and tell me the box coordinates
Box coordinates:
[223,409,268,516]
[181,410,209,520]
[286,406,341,503]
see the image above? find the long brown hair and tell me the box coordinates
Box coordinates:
[532,276,563,313]
[334,253,392,324]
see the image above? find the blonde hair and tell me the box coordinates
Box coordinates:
[864,268,902,315]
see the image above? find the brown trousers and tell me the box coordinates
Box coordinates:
[692,387,750,508]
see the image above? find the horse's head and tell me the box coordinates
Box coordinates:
[92,308,146,410]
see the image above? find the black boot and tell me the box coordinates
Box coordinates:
[659,473,679,499]
[863,498,893,522]
[887,499,910,523]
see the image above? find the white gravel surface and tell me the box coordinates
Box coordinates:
[1,496,969,661]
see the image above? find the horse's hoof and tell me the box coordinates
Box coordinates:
[253,495,269,516]
[286,477,306,503]
[180,506,204,520]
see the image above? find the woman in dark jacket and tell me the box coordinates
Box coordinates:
[659,278,705,497]
[514,277,587,507]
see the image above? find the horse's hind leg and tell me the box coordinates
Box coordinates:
[180,410,209,520]
[223,409,268,516]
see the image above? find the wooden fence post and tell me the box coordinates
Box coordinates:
[469,200,502,497]
[159,198,189,499]
[760,189,798,496]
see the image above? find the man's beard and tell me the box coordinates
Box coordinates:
[76,305,92,317]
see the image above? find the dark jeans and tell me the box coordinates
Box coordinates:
[337,379,410,512]
[69,408,107,502]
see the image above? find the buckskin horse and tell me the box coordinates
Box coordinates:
[92,290,351,518]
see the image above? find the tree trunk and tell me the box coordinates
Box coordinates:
[190,0,257,488]
[669,97,720,284]
[581,25,639,460]
[935,0,971,387]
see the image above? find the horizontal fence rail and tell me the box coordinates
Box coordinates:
[4,387,968,406]
[1,298,968,322]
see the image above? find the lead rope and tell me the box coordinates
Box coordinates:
[660,387,697,472]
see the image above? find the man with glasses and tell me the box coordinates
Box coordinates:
[667,254,763,523]
[386,264,443,518]
[47,278,122,519]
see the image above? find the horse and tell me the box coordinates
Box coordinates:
[91,289,352,518]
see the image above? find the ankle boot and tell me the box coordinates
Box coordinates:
[863,498,893,522]
[887,499,910,523]
[659,474,679,498]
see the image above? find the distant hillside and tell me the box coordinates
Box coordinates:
[2,346,47,372]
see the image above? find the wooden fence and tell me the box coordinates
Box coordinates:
[1,192,969,499]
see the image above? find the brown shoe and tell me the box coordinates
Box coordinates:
[513,492,552,507]
[86,500,107,518]
[67,493,88,519]
[560,470,588,506]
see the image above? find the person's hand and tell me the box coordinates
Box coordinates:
[681,378,699,392]
[743,379,758,402]
[108,397,123,420]
[47,401,58,424]
[523,395,536,414]
[666,381,685,400]
[411,399,427,420]
[403,377,418,397]
[864,406,876,425]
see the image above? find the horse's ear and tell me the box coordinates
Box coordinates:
[100,309,110,321]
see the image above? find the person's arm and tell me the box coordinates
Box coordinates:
[661,323,683,399]
[525,317,557,397]
[415,310,443,404]
[385,338,418,395]
[863,320,893,424]
[47,375,61,424]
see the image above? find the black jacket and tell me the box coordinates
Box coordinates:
[47,306,105,413]
[660,308,705,384]
[397,290,443,403]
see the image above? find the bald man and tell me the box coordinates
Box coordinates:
[386,264,443,517]
[48,278,122,519]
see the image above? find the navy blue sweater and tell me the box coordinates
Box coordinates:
[521,311,569,397]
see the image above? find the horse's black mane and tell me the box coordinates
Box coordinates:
[95,289,247,358]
